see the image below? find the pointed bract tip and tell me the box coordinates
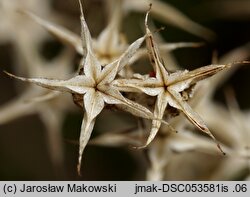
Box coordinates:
[217,143,226,156]
[242,60,250,64]
[133,144,148,150]
[78,0,84,17]
[145,3,152,28]
[225,60,250,68]
[4,70,15,78]
[3,70,26,81]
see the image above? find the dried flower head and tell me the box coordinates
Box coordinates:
[113,6,235,152]
[2,0,249,179]
[4,1,167,175]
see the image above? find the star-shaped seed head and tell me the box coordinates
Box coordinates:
[5,1,167,175]
[112,6,236,154]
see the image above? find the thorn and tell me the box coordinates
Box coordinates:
[217,143,226,155]
[3,70,15,78]
[78,0,84,16]
[3,71,28,82]
[145,3,153,27]
[225,60,250,68]
[133,144,147,150]
[200,126,226,156]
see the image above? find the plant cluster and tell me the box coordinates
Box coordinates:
[0,0,249,180]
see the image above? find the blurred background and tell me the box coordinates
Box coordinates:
[0,0,249,180]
